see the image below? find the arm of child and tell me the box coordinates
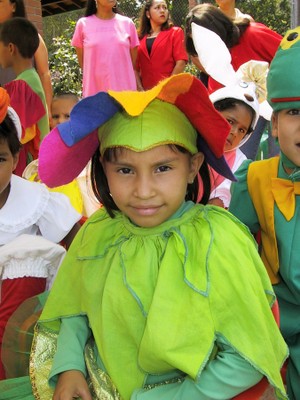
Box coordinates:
[131,338,263,400]
[229,160,260,232]
[208,178,231,209]
[49,316,91,394]
[61,222,81,250]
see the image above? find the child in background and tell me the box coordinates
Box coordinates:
[22,74,289,400]
[208,84,258,208]
[229,28,300,399]
[136,0,188,90]
[0,17,49,175]
[50,93,79,129]
[208,59,269,208]
[24,92,100,218]
[0,88,81,380]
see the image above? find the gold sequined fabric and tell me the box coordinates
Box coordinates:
[30,324,121,400]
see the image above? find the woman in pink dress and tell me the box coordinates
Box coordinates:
[72,0,139,97]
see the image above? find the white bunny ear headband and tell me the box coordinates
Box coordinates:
[191,23,272,128]
[7,106,22,140]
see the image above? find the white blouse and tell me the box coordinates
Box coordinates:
[0,174,81,245]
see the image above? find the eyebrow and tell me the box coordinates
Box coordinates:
[110,156,180,168]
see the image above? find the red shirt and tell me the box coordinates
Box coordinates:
[137,27,188,90]
[208,22,282,93]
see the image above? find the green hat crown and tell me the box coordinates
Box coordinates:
[267,26,300,111]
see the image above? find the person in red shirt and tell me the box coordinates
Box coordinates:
[136,0,188,90]
[185,3,281,94]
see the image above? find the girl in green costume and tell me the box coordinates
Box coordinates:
[2,74,288,399]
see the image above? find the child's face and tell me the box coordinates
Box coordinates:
[102,144,203,227]
[220,103,252,152]
[50,98,77,129]
[0,139,19,208]
[272,108,300,171]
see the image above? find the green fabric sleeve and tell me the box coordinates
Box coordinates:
[48,315,91,387]
[131,337,263,400]
[229,159,260,234]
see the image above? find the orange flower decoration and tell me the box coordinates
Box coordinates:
[0,88,10,123]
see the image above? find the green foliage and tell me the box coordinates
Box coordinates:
[236,0,291,36]
[47,19,82,96]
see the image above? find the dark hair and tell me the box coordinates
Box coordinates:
[214,97,255,134]
[91,144,210,218]
[85,0,119,16]
[0,17,39,59]
[0,114,22,156]
[185,3,249,56]
[137,0,173,39]
[10,0,26,18]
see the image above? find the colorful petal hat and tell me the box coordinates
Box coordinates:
[267,26,300,111]
[0,87,22,139]
[38,73,233,188]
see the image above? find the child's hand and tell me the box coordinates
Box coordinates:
[53,370,92,400]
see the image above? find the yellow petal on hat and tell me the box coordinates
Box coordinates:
[108,74,194,116]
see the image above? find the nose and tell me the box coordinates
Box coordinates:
[134,174,155,199]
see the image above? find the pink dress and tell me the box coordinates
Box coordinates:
[72,14,139,97]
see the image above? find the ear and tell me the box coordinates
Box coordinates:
[8,42,16,56]
[146,10,150,19]
[271,112,279,138]
[188,152,204,183]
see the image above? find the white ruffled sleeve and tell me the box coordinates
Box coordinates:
[38,191,81,243]
[0,234,66,288]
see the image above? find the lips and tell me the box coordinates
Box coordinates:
[131,205,161,216]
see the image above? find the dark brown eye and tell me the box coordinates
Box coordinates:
[287,32,298,41]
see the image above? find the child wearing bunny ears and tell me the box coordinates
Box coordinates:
[6,73,287,400]
[208,61,269,208]
[229,27,300,400]
[0,88,81,380]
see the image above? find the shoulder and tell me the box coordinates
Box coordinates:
[75,208,124,256]
[115,13,135,24]
[170,26,183,33]
[244,22,282,40]
[0,176,49,232]
[204,205,252,232]
[76,16,90,25]
[248,157,279,177]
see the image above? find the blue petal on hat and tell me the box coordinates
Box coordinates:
[197,135,236,181]
[59,92,122,146]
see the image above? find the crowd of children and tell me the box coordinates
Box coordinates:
[0,2,299,399]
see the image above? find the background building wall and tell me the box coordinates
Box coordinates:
[25,0,43,34]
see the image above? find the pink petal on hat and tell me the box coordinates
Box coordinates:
[38,127,99,188]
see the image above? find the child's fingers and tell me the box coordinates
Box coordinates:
[53,370,92,400]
